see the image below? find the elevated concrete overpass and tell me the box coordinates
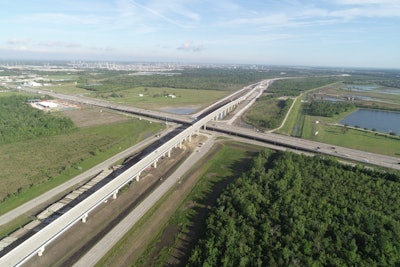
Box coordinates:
[0,80,268,267]
[3,78,399,266]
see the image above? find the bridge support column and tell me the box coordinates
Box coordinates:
[189,134,192,142]
[82,213,88,223]
[136,172,141,182]
[167,149,171,158]
[38,247,45,257]
[113,190,118,199]
[203,124,207,130]
[179,142,182,149]
[153,160,158,168]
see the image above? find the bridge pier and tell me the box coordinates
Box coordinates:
[167,149,171,158]
[136,172,141,182]
[153,159,158,168]
[113,190,118,199]
[82,213,88,223]
[37,246,45,256]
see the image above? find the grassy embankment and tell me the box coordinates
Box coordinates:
[0,119,163,237]
[96,142,261,267]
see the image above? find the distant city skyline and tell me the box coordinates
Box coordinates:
[1,0,400,69]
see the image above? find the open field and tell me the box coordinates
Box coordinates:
[302,117,400,157]
[44,84,232,111]
[243,96,289,130]
[91,86,230,110]
[0,111,163,216]
[42,82,89,95]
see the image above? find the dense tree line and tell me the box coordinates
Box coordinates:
[307,101,355,117]
[0,95,75,144]
[188,151,400,266]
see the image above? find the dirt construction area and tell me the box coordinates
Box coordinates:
[24,134,207,267]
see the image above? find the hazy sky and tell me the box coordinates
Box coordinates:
[1,0,400,68]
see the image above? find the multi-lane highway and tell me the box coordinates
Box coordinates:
[208,122,400,170]
[1,78,399,266]
[0,80,265,266]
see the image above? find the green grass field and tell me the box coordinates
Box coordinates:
[44,82,89,94]
[43,84,230,110]
[94,86,230,109]
[0,119,163,216]
[303,117,400,156]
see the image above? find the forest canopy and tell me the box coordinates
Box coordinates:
[307,101,355,117]
[0,95,75,144]
[188,151,400,267]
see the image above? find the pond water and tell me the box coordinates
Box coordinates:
[345,85,400,95]
[162,107,197,115]
[344,85,379,91]
[340,109,400,134]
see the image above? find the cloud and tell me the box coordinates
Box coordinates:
[123,0,195,29]
[218,0,400,30]
[177,42,205,52]
[2,38,114,55]
[36,41,81,48]
[7,38,31,46]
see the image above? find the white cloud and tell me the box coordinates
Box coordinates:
[7,38,31,46]
[120,0,196,29]
[36,41,81,48]
[177,42,204,52]
[2,38,114,55]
